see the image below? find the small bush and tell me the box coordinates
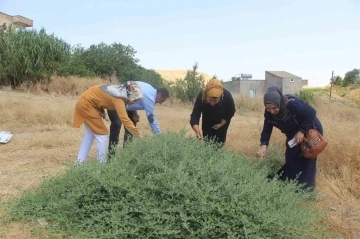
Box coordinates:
[296,89,315,105]
[170,63,205,102]
[6,133,329,239]
[254,142,285,174]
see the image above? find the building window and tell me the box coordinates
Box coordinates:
[290,79,295,83]
[249,89,257,98]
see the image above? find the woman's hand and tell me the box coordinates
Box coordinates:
[132,112,140,122]
[192,125,203,138]
[212,124,222,130]
[212,119,226,130]
[256,145,267,158]
[101,110,109,121]
[294,131,305,144]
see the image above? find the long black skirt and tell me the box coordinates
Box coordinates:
[275,117,324,191]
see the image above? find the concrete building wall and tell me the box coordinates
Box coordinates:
[264,72,283,89]
[0,12,33,30]
[239,80,266,98]
[222,80,241,94]
[302,79,308,87]
[223,71,308,97]
[222,80,265,98]
[282,77,303,94]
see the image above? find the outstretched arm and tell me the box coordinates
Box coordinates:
[143,99,161,135]
[190,93,203,137]
[257,113,274,158]
[112,98,140,137]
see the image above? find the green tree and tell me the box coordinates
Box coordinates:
[133,66,166,88]
[0,26,71,88]
[57,44,95,77]
[332,75,343,86]
[171,62,205,102]
[0,27,172,89]
[81,42,139,81]
[343,68,360,86]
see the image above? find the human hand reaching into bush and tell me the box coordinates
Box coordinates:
[257,145,267,158]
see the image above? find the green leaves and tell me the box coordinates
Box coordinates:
[171,62,205,102]
[79,42,139,81]
[6,133,330,239]
[295,89,316,105]
[0,28,166,88]
[133,66,166,88]
[0,27,70,88]
[343,69,360,86]
[332,76,343,86]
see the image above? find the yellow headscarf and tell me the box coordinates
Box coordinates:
[202,79,224,102]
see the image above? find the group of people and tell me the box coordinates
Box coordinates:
[73,81,169,164]
[73,79,324,191]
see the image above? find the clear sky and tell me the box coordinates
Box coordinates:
[1,0,359,86]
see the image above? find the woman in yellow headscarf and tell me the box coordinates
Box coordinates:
[190,78,236,148]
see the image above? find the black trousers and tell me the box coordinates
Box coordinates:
[107,109,136,157]
[202,123,230,149]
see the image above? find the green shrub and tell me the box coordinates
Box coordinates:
[57,45,96,78]
[171,63,205,102]
[6,133,329,239]
[254,142,285,174]
[0,26,71,88]
[296,89,315,105]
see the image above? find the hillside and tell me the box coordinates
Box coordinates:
[156,69,214,84]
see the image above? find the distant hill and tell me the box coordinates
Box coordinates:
[156,70,214,85]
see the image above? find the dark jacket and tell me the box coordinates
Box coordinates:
[260,96,321,145]
[190,89,236,130]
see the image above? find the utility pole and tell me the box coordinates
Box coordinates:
[329,70,334,101]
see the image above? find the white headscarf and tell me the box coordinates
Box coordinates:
[100,81,143,101]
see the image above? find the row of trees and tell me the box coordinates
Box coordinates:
[0,25,165,88]
[332,68,360,86]
[0,25,207,102]
[56,42,166,88]
[0,26,71,88]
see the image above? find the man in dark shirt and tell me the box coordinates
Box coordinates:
[190,79,236,148]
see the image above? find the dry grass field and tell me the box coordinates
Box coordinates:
[0,77,359,238]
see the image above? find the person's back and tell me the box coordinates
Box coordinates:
[107,80,169,155]
[125,81,157,112]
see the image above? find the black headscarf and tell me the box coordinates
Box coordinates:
[263,86,290,121]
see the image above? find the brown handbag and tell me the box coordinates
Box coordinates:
[300,129,328,159]
[287,100,328,159]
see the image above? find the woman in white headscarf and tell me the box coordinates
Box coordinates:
[256,86,324,191]
[73,81,143,164]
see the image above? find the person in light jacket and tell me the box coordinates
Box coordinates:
[107,81,169,156]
